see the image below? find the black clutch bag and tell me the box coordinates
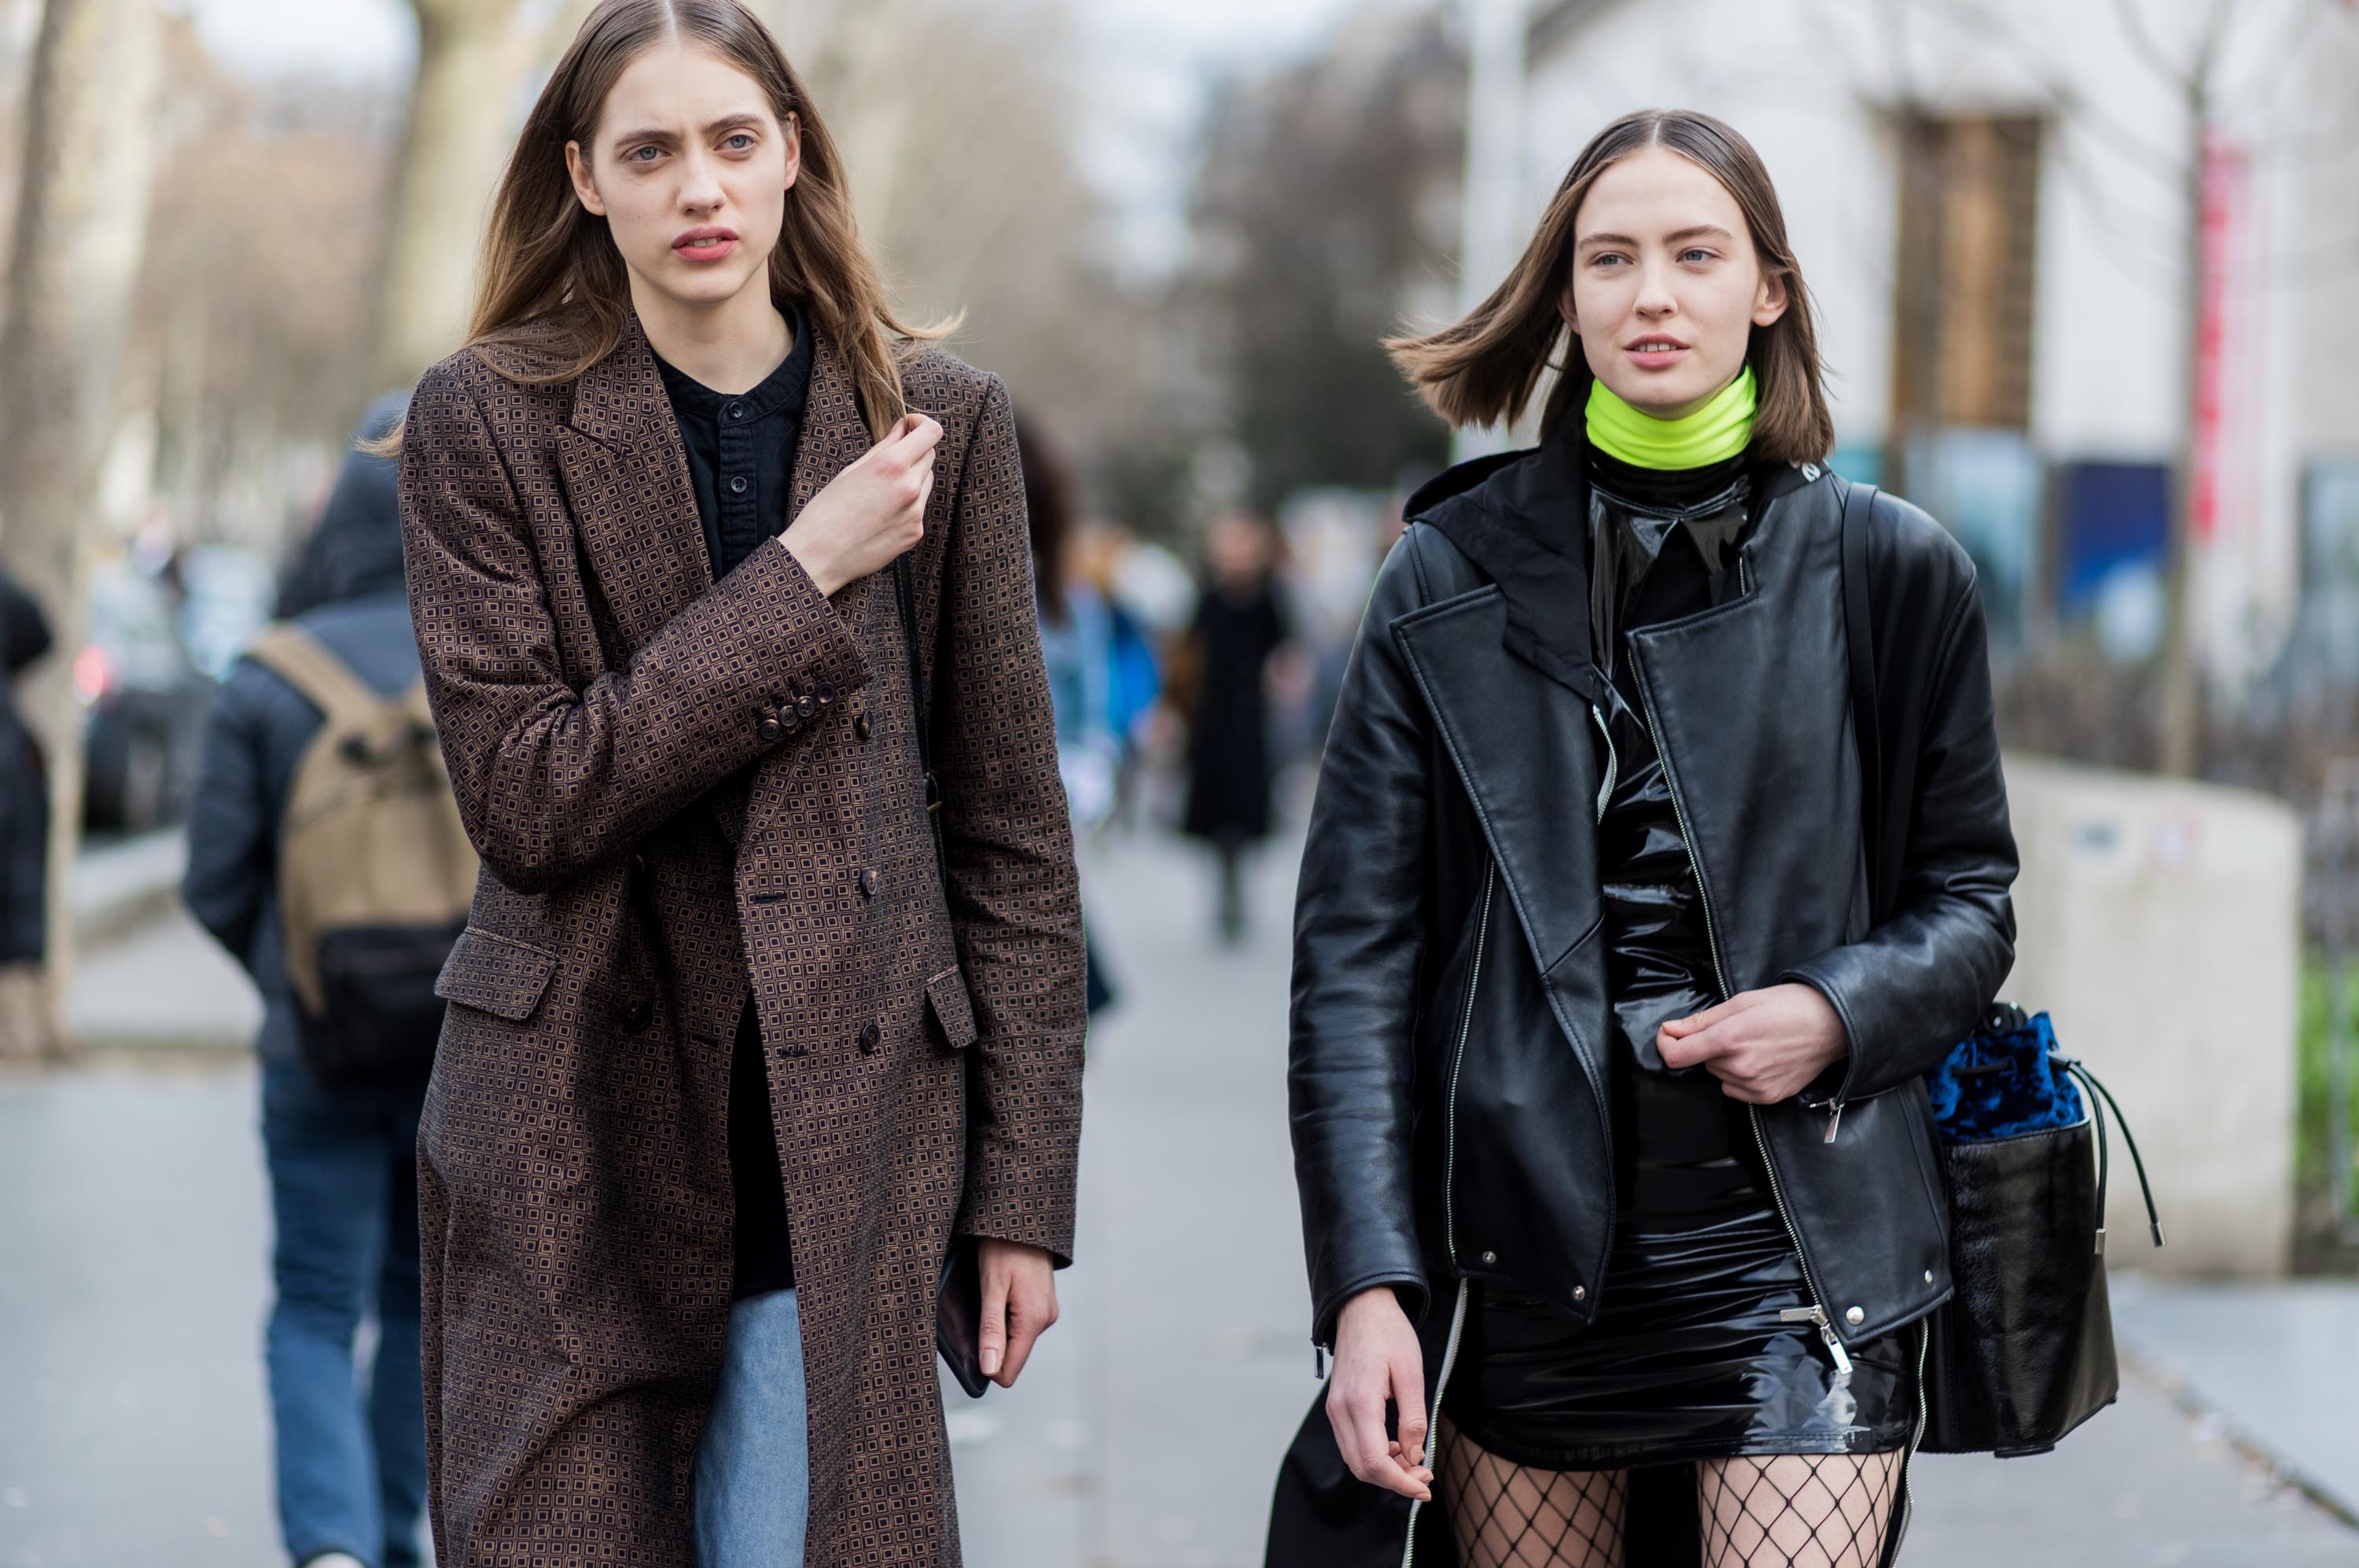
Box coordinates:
[1919,1004,2162,1454]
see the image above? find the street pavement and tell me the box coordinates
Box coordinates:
[3,825,2356,1566]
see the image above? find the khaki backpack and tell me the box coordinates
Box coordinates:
[243,624,477,1082]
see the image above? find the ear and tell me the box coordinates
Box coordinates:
[565,140,607,218]
[1558,283,1578,334]
[1752,267,1790,329]
[782,112,802,194]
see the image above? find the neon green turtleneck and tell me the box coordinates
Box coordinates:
[1584,364,1757,470]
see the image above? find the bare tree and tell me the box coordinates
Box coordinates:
[0,0,164,1057]
[372,0,598,389]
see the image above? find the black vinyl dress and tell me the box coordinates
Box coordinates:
[1446,445,1915,1472]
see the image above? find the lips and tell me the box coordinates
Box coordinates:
[672,226,738,261]
[1625,335,1691,367]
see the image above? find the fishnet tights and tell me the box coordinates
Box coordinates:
[1437,1419,1901,1568]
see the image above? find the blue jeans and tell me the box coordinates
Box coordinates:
[259,1059,428,1568]
[694,1288,809,1567]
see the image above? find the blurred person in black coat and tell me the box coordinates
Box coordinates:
[1181,510,1295,944]
[0,567,53,977]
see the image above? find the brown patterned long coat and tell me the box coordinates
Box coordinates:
[396,317,1085,1567]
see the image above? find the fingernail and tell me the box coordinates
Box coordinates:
[981,1350,999,1375]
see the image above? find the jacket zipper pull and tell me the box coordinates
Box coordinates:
[1315,1342,1329,1380]
[1780,1305,1856,1379]
[1822,1099,1844,1143]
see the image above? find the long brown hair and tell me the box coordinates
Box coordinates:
[1387,109,1834,464]
[381,0,939,453]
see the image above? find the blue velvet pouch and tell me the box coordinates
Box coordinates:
[1926,1008,2085,1143]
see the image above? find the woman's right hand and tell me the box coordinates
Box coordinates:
[778,413,944,598]
[1327,1285,1433,1501]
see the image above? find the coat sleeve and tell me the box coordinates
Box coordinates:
[398,359,870,893]
[936,378,1088,1265]
[1780,572,2019,1102]
[0,572,52,675]
[179,666,277,978]
[1289,530,1435,1346]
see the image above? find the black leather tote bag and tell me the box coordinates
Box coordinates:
[1840,482,2162,1456]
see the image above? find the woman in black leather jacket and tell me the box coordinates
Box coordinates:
[1268,111,2018,1568]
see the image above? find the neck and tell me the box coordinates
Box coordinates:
[1585,365,1756,470]
[630,270,792,393]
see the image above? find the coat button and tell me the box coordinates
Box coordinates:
[814,683,836,707]
[795,694,817,720]
[859,868,880,897]
[1923,1269,1935,1284]
[781,709,803,734]
[858,1020,881,1053]
[1844,1305,1865,1326]
[854,713,872,742]
[757,716,783,743]
[1571,1285,1587,1301]
[623,996,653,1031]
[1479,1250,1496,1264]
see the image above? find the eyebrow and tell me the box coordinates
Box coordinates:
[608,112,767,148]
[1577,223,1737,250]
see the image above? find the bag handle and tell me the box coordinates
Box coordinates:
[1838,479,1900,924]
[2058,1055,2166,1253]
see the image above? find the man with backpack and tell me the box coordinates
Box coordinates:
[184,392,473,1568]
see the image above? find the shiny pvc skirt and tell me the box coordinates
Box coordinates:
[1446,1072,1916,1471]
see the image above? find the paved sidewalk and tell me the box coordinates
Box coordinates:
[4,826,2355,1566]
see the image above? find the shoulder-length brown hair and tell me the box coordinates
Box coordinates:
[1387,109,1834,464]
[382,0,938,453]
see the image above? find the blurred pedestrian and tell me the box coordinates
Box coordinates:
[0,566,53,1059]
[182,391,458,1568]
[388,5,1084,1565]
[1021,414,1150,1015]
[1272,111,2016,1566]
[1180,510,1294,944]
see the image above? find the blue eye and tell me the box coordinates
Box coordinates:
[628,145,661,163]
[1681,248,1715,263]
[723,133,756,151]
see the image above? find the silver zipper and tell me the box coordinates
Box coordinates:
[1632,646,1853,1381]
[1588,703,1618,823]
[1886,1318,1931,1561]
[1443,863,1497,1262]
[1778,1304,1855,1378]
[1400,1278,1471,1568]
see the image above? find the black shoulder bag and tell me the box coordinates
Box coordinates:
[1838,479,2162,1456]
[894,553,995,1401]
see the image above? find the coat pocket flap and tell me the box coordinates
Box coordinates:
[926,964,978,1050]
[434,929,559,1021]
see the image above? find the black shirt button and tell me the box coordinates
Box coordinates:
[859,867,880,897]
[728,475,749,495]
[853,713,872,742]
[757,716,784,743]
[814,683,836,707]
[858,1021,881,1053]
[727,402,746,420]
[795,694,817,720]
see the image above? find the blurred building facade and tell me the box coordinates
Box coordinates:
[1489,0,2359,701]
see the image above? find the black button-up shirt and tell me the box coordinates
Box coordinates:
[654,304,815,580]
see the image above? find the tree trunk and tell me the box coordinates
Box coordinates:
[0,0,164,1059]
[370,0,531,390]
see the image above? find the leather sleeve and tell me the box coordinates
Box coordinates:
[397,356,869,893]
[1290,528,1437,1345]
[938,378,1089,1266]
[1781,572,2019,1102]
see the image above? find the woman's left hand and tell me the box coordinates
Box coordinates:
[1656,984,1848,1104]
[977,1238,1060,1388]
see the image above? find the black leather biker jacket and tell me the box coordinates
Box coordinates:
[1287,428,2019,1361]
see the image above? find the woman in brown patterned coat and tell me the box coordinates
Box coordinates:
[391,4,1085,1563]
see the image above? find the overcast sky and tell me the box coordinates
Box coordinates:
[173,0,1397,274]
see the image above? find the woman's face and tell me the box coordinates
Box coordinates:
[565,44,797,315]
[1562,145,1787,419]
